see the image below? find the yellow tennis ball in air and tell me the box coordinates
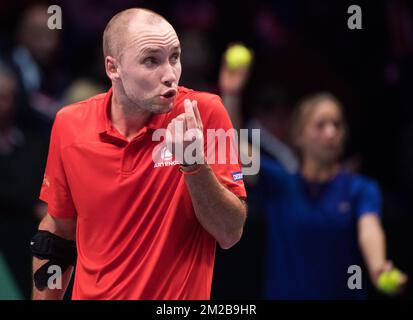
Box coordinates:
[377,269,401,294]
[225,44,252,70]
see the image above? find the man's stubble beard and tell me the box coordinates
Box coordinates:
[124,96,173,117]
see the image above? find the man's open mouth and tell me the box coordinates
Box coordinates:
[161,90,177,99]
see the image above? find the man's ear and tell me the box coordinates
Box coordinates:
[105,56,120,81]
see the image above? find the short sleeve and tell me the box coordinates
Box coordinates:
[39,112,77,219]
[355,179,382,219]
[202,96,246,200]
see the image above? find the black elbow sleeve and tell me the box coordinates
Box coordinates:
[30,230,77,290]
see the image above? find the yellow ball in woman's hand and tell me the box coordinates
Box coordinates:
[225,44,252,70]
[377,269,402,294]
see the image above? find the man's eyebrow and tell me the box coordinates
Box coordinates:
[141,45,181,55]
[141,48,162,55]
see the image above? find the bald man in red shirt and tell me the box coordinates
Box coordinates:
[32,8,247,300]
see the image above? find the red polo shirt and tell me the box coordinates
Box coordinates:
[39,86,246,300]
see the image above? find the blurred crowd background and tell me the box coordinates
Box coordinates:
[1,0,413,299]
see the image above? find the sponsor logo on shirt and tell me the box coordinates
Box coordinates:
[232,171,243,181]
[42,174,50,188]
[161,146,173,161]
[154,146,180,168]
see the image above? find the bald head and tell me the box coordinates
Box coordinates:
[103,8,172,59]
